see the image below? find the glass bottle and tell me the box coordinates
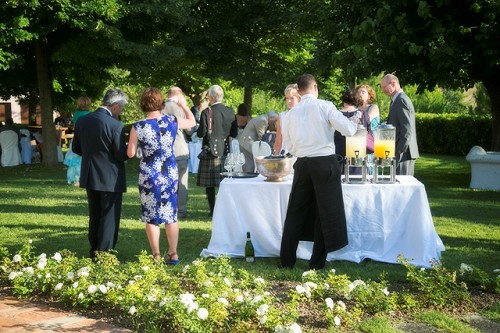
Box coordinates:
[245,232,255,263]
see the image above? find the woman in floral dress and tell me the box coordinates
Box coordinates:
[127,88,195,264]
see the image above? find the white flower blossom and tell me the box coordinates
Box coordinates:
[187,301,199,314]
[257,304,269,316]
[78,293,84,300]
[493,269,500,273]
[8,271,18,280]
[330,268,336,274]
[87,285,98,294]
[295,285,306,294]
[304,281,318,289]
[197,308,208,320]
[252,295,263,303]
[325,298,334,309]
[106,281,115,288]
[349,279,366,292]
[218,298,229,306]
[45,273,51,279]
[99,285,108,294]
[302,270,315,277]
[72,282,79,288]
[147,294,157,302]
[77,266,90,277]
[460,263,473,275]
[334,316,341,326]
[23,267,34,275]
[129,306,136,315]
[382,287,390,296]
[275,325,286,333]
[13,254,21,263]
[289,322,302,333]
[254,277,265,284]
[128,280,135,285]
[201,293,209,298]
[203,280,214,287]
[224,277,231,286]
[235,294,244,302]
[55,283,63,290]
[67,272,75,279]
[179,293,196,306]
[28,239,32,244]
[337,300,346,309]
[142,266,150,271]
[38,253,47,259]
[133,275,142,280]
[260,315,268,324]
[37,258,47,270]
[52,252,62,262]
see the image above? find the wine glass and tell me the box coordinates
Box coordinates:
[224,153,235,181]
[235,152,245,174]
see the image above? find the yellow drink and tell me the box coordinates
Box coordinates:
[346,135,366,158]
[374,139,395,158]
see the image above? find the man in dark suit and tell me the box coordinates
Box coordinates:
[72,88,129,259]
[381,74,420,176]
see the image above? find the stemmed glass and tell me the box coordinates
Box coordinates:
[224,153,235,181]
[235,152,245,174]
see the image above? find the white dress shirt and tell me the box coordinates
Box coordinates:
[282,94,357,158]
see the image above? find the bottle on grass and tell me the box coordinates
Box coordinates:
[245,232,255,263]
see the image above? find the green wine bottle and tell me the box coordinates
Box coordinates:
[245,232,255,263]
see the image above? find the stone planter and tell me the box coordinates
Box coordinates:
[466,146,500,191]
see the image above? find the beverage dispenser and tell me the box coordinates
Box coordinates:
[373,124,397,183]
[344,125,369,183]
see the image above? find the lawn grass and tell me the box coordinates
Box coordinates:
[0,154,499,284]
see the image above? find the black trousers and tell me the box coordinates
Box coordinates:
[280,155,348,269]
[86,189,123,257]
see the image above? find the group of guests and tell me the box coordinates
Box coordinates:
[70,73,418,271]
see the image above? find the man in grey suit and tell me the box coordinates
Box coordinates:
[72,88,129,259]
[162,86,191,218]
[381,74,419,176]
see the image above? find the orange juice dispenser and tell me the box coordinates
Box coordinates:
[344,125,369,183]
[373,124,397,183]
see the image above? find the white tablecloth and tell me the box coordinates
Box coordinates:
[200,175,445,267]
[188,141,202,173]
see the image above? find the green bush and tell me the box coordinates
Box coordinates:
[416,113,492,155]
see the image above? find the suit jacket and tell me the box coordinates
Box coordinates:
[387,91,419,161]
[72,107,128,192]
[197,103,237,157]
[239,114,269,153]
[162,100,190,160]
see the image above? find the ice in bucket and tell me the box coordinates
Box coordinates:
[374,124,396,158]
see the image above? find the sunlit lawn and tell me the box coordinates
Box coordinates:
[0,154,499,283]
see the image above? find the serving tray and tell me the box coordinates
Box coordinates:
[220,172,259,178]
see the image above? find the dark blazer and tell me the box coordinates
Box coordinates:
[72,107,128,192]
[197,103,237,157]
[387,91,419,161]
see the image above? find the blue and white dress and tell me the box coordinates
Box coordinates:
[133,115,178,225]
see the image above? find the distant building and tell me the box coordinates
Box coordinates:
[0,97,41,125]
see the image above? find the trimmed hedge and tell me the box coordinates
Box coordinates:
[416,113,492,155]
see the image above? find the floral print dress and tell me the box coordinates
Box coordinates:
[133,115,178,225]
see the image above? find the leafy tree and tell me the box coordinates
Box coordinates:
[183,0,314,115]
[0,0,195,165]
[314,0,500,151]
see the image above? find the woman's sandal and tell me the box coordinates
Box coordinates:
[164,252,180,266]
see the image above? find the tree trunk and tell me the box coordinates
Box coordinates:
[243,86,253,116]
[34,38,59,166]
[482,79,500,151]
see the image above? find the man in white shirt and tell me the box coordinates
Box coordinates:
[280,74,357,270]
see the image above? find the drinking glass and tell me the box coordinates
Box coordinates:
[236,152,245,173]
[224,153,235,181]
